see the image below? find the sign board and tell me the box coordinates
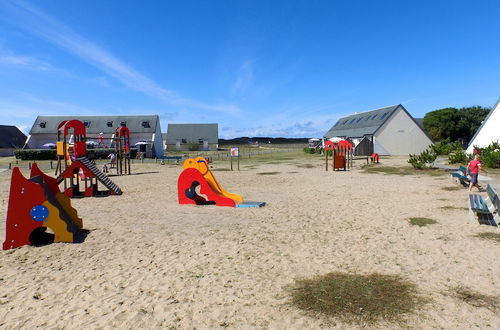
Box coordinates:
[230,147,239,157]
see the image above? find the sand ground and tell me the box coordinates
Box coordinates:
[0,154,499,329]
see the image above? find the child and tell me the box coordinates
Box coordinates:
[466,154,487,192]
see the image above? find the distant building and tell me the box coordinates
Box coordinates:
[466,98,500,154]
[164,123,218,151]
[0,125,27,156]
[25,115,163,158]
[324,104,433,155]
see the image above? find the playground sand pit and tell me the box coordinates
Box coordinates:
[0,155,499,328]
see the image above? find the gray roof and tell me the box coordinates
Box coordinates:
[165,123,218,144]
[29,115,160,134]
[0,125,27,148]
[324,105,400,139]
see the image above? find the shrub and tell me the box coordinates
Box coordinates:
[473,141,500,168]
[14,149,56,160]
[448,149,467,164]
[187,141,199,151]
[408,147,437,169]
[14,148,138,160]
[432,139,463,156]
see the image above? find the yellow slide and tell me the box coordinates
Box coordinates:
[183,157,243,203]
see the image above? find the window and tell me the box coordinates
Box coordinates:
[349,119,356,124]
[356,117,363,123]
[342,120,348,125]
[371,114,378,120]
[141,121,150,128]
[181,139,187,144]
[39,121,47,128]
[380,112,389,120]
[198,139,204,144]
[120,121,127,127]
[106,121,113,127]
[365,116,371,121]
[83,121,91,128]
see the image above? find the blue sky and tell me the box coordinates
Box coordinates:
[0,0,499,138]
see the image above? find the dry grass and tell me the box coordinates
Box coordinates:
[288,272,426,325]
[440,206,468,211]
[295,164,315,168]
[441,186,461,191]
[475,232,500,243]
[408,217,438,227]
[451,286,500,311]
[257,172,280,175]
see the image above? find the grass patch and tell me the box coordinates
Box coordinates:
[440,206,468,211]
[288,272,426,325]
[296,163,315,168]
[441,186,461,191]
[451,286,500,311]
[362,165,444,176]
[408,217,438,227]
[475,232,500,243]
[257,171,280,175]
[211,168,232,171]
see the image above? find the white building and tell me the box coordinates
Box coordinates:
[324,104,433,155]
[466,98,500,154]
[25,115,164,158]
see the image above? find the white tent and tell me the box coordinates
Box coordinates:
[466,98,500,153]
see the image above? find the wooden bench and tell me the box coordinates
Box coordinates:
[468,184,499,226]
[451,165,470,186]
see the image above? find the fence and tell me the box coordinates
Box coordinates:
[0,145,307,171]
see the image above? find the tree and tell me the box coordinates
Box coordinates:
[423,106,490,143]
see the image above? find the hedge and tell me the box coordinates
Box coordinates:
[14,148,138,160]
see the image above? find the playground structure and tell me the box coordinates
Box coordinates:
[178,157,265,208]
[324,140,353,171]
[115,126,131,175]
[3,163,84,250]
[54,120,122,197]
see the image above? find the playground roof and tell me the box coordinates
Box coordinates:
[324,105,401,139]
[0,125,27,148]
[29,115,160,135]
[164,123,218,144]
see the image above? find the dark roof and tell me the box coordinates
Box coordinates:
[29,115,160,134]
[324,105,400,139]
[0,125,27,148]
[414,118,425,130]
[165,123,218,144]
[467,97,500,149]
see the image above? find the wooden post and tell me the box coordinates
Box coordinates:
[230,156,233,171]
[237,155,240,171]
[325,149,328,171]
[9,163,11,170]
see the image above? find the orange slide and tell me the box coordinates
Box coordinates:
[182,157,243,203]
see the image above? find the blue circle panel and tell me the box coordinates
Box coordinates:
[30,205,49,222]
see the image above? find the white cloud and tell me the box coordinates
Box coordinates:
[0,54,53,71]
[232,60,254,93]
[0,0,241,115]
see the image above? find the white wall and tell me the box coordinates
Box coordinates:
[466,103,500,153]
[375,108,433,155]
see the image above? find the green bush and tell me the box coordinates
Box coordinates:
[303,147,317,154]
[188,141,199,151]
[448,149,467,164]
[14,148,138,160]
[431,139,463,155]
[408,147,437,169]
[474,141,500,168]
[14,149,56,160]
